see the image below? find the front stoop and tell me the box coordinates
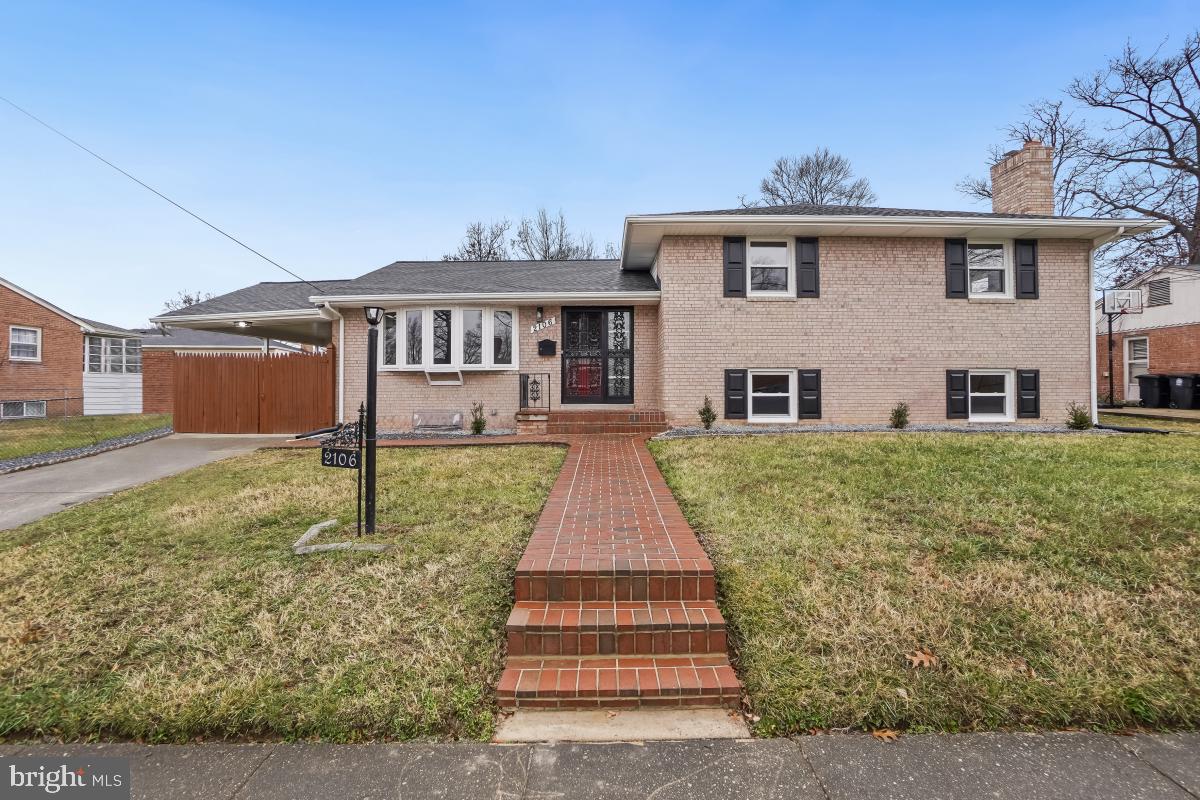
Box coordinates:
[497,436,741,711]
[543,410,669,436]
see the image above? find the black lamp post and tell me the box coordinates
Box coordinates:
[363,305,384,533]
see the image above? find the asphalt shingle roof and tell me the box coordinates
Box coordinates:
[160,261,657,317]
[647,203,1072,220]
[159,280,352,317]
[134,327,298,350]
[78,317,140,336]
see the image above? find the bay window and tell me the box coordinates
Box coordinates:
[380,307,518,370]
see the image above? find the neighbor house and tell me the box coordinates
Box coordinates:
[1,277,143,419]
[153,141,1164,433]
[1095,264,1200,403]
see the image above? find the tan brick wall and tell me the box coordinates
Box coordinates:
[656,235,1093,426]
[0,284,84,415]
[338,304,661,430]
[141,349,175,414]
[1096,322,1200,403]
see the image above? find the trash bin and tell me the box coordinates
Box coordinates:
[1137,374,1171,408]
[1167,374,1200,410]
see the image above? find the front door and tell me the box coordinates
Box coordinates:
[562,308,633,404]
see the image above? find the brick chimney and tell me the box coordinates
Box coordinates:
[989,140,1055,216]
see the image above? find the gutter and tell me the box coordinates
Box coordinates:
[308,290,662,305]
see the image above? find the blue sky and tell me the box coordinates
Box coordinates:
[1,1,1195,327]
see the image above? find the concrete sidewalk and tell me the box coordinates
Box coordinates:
[3,733,1196,799]
[0,434,286,529]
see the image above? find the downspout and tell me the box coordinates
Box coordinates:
[318,303,345,422]
[1089,226,1125,424]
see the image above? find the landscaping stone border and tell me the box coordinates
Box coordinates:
[0,426,174,475]
[292,519,392,555]
[655,423,1119,440]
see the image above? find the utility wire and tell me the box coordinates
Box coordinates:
[0,94,327,294]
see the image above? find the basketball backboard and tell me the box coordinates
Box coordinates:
[1102,289,1144,315]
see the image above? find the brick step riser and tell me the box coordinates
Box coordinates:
[546,412,667,423]
[515,575,716,603]
[508,629,726,658]
[544,425,669,435]
[498,694,739,710]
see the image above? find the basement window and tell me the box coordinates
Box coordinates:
[747,370,796,423]
[968,370,1013,421]
[1,400,47,419]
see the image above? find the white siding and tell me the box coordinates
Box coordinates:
[83,373,142,415]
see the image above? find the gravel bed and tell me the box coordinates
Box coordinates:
[655,423,1119,440]
[0,426,174,474]
[378,428,518,440]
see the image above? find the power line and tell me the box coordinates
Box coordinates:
[0,94,327,295]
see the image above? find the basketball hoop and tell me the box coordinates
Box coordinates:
[1102,289,1143,315]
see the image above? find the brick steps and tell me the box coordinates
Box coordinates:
[507,601,727,657]
[497,656,741,710]
[539,410,669,435]
[497,437,741,711]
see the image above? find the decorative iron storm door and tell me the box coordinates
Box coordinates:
[562,308,633,404]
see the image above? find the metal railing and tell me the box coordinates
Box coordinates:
[520,373,551,411]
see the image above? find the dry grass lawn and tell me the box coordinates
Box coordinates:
[0,413,172,461]
[650,432,1200,735]
[1099,412,1200,434]
[0,445,564,742]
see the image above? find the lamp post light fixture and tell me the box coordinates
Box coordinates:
[363,306,385,533]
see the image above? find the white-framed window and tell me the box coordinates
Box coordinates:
[380,307,518,371]
[86,336,142,374]
[1,400,46,419]
[8,326,41,362]
[748,369,796,422]
[1126,337,1149,396]
[747,239,792,296]
[967,369,1014,421]
[967,240,1013,298]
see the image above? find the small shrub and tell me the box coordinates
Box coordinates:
[698,396,717,430]
[889,401,910,430]
[1065,401,1093,430]
[470,402,487,435]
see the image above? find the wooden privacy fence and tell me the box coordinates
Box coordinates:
[173,349,335,434]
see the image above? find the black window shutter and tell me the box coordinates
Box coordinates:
[796,237,819,298]
[723,237,746,298]
[946,370,969,418]
[724,369,747,419]
[945,239,968,298]
[798,369,821,419]
[1016,369,1040,418]
[1015,239,1039,299]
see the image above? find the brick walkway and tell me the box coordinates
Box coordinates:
[498,436,740,709]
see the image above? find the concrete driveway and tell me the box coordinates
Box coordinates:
[0,434,288,530]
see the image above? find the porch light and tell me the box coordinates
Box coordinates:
[364,306,385,326]
[234,320,252,329]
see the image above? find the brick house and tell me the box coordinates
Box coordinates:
[1,277,143,419]
[153,142,1164,432]
[1095,264,1200,403]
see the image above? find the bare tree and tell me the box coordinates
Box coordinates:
[1069,33,1199,284]
[512,208,600,260]
[956,100,1091,215]
[442,219,511,261]
[746,148,877,207]
[162,290,214,312]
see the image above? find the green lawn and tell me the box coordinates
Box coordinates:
[1099,412,1200,434]
[0,445,564,742]
[0,413,172,461]
[650,433,1200,735]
